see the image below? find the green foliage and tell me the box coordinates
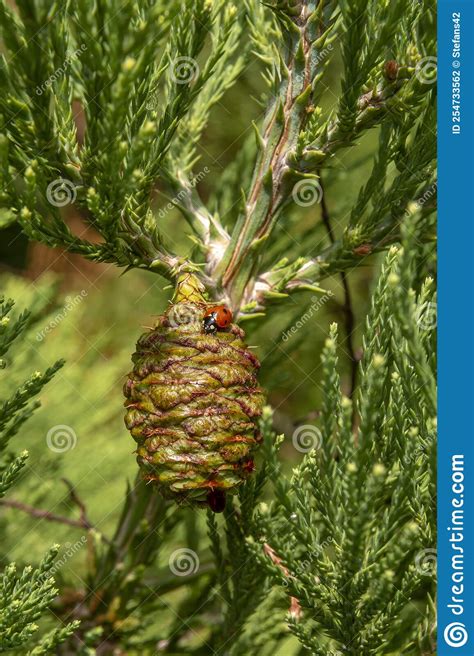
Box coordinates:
[0,293,77,653]
[247,229,436,655]
[0,1,437,654]
[0,293,63,496]
[0,0,436,314]
[0,547,79,654]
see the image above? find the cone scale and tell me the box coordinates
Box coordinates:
[124,274,265,512]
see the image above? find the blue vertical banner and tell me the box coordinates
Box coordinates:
[438,1,474,654]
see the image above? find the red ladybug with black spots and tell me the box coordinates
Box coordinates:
[203,305,233,334]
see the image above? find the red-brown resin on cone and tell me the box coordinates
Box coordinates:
[124,300,264,507]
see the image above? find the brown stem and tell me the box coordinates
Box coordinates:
[319,174,358,397]
[215,2,316,306]
[0,497,94,530]
[263,543,302,620]
[61,477,98,534]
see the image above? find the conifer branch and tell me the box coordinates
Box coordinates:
[0,3,437,650]
[319,172,358,395]
[0,496,94,529]
[0,0,436,321]
[0,292,77,653]
[245,221,436,654]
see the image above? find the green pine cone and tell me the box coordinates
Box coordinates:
[124,275,265,511]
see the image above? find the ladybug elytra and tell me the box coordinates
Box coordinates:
[203,305,233,334]
[207,488,226,513]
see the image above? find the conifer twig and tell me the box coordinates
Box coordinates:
[319,174,358,396]
[0,497,94,530]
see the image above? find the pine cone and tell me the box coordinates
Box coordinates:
[124,275,265,511]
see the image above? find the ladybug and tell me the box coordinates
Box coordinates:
[207,488,226,513]
[384,59,399,81]
[203,305,233,334]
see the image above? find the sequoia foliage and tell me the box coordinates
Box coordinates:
[0,0,436,654]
